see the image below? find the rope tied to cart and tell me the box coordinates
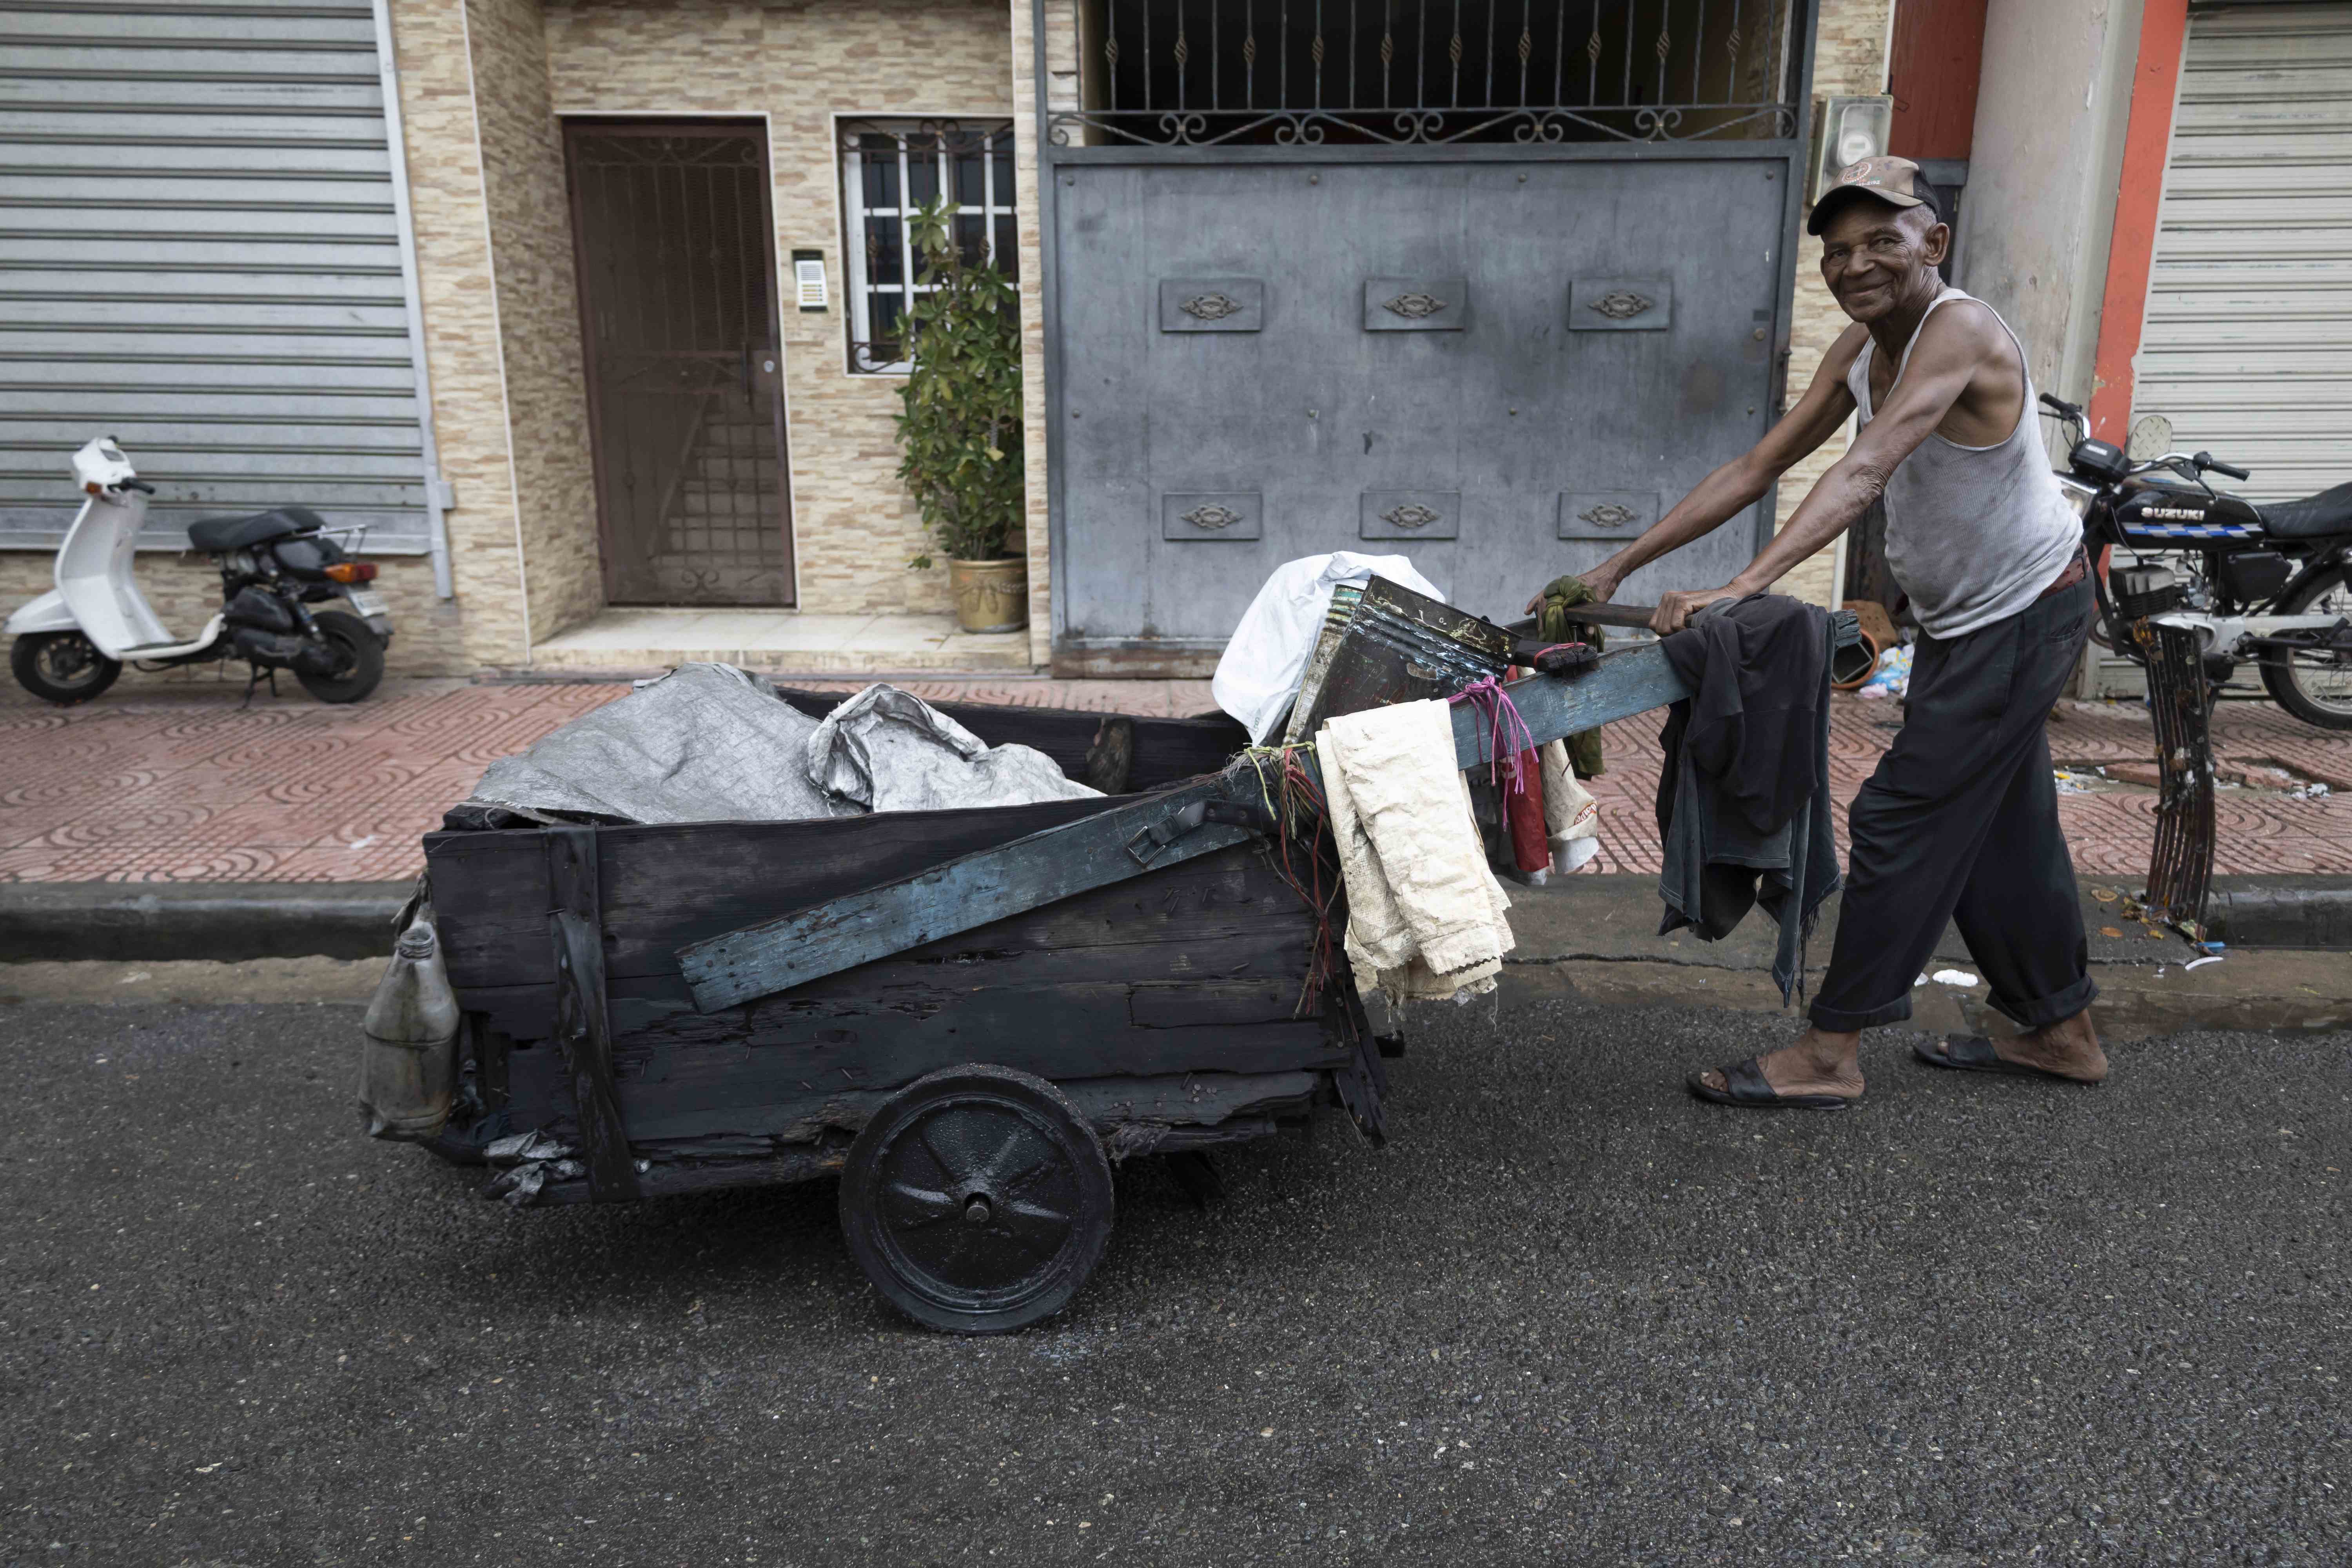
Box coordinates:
[1446,673,1537,795]
[1225,743,1342,1018]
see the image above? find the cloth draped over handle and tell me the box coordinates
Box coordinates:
[1534,574,1614,780]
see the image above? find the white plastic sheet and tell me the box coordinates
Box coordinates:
[465,662,849,825]
[461,665,1097,825]
[806,684,1099,813]
[1210,552,1447,744]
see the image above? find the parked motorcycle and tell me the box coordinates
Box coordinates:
[5,437,392,706]
[2044,394,2352,730]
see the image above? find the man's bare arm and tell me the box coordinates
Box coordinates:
[1648,305,2002,633]
[1542,327,1865,611]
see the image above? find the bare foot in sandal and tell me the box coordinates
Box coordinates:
[1689,1026,1866,1109]
[1916,1009,2108,1083]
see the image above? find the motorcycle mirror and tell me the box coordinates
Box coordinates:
[2128,413,2174,461]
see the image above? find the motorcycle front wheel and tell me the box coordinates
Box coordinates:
[294,610,385,704]
[2258,565,2352,731]
[11,631,122,705]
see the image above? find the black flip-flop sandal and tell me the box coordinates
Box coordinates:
[1686,1055,1856,1111]
[1913,1036,2099,1085]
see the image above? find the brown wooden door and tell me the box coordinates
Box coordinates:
[565,121,795,606]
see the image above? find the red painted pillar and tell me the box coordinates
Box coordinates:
[2088,0,2192,447]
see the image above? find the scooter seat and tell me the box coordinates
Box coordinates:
[186,506,327,553]
[2258,482,2352,539]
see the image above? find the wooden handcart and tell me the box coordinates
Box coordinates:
[404,601,1857,1332]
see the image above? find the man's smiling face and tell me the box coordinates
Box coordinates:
[1818,202,1949,325]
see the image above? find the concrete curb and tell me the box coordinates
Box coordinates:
[0,882,414,962]
[0,869,2343,968]
[2200,877,2352,950]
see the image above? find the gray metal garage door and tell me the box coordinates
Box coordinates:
[0,0,442,560]
[1038,0,1812,671]
[1052,153,1790,651]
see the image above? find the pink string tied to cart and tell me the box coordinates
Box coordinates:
[1446,674,1536,795]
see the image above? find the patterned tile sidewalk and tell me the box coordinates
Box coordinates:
[2,676,2347,884]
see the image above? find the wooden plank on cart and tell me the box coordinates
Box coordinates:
[1455,608,1861,768]
[546,825,640,1203]
[679,775,1258,1013]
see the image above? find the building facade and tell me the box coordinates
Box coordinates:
[2,0,2341,682]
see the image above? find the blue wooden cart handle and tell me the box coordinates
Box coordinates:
[679,615,1859,1013]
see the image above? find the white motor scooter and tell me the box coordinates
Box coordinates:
[6,436,390,705]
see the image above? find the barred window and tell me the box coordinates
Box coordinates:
[838,118,1018,374]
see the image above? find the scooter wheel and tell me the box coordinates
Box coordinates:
[11,632,121,705]
[294,611,385,704]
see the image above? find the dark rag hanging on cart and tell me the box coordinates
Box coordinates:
[1653,593,1842,1004]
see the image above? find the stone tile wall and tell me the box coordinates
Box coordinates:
[466,0,606,645]
[538,0,1017,622]
[1775,0,1897,609]
[389,0,536,673]
[1008,0,1068,667]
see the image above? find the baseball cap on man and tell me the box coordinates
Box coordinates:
[1807,154,1941,236]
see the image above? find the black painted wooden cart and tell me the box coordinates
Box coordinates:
[407,615,1853,1333]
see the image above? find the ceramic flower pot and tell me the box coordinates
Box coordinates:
[948,557,1027,634]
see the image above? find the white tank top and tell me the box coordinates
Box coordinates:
[1844,288,2082,640]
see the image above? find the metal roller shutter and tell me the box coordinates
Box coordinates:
[0,0,443,560]
[2133,2,2352,505]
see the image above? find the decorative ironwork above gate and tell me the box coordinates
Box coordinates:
[1050,0,1802,147]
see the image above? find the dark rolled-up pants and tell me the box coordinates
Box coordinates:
[1809,573,2098,1033]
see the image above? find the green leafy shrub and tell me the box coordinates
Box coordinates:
[895,198,1024,569]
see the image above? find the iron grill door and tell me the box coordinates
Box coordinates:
[565,123,794,607]
[0,0,438,555]
[1054,156,1787,651]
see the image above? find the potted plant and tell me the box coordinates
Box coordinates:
[896,196,1027,634]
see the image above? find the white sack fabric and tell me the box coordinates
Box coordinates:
[1318,699,1515,1005]
[1212,552,1447,743]
[464,662,853,825]
[461,666,1098,826]
[1540,739,1603,874]
[806,683,1100,813]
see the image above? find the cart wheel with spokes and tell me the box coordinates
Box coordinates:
[839,1064,1113,1334]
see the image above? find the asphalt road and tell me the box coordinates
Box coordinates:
[3,997,2346,1567]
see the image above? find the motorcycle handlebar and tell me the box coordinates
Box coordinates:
[2195,452,2251,481]
[116,479,156,494]
[2038,391,2085,422]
